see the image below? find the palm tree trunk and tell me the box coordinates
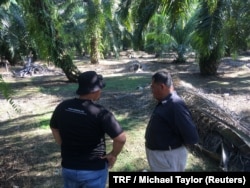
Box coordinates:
[58,55,81,82]
[199,52,220,75]
[90,36,99,64]
[22,0,80,82]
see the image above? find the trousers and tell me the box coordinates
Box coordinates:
[146,145,187,171]
[62,166,108,188]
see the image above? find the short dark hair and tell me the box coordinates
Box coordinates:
[152,71,173,87]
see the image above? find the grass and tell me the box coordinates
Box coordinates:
[0,71,222,188]
[104,74,151,92]
[102,74,220,172]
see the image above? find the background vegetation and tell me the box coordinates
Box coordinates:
[1,0,249,79]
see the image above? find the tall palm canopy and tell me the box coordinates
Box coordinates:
[0,0,249,79]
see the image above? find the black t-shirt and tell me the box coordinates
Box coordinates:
[50,98,123,170]
[145,91,199,150]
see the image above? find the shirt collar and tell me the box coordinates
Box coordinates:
[159,91,175,105]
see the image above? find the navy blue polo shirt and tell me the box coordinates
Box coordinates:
[145,91,199,150]
[50,98,124,170]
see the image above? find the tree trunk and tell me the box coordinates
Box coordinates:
[58,55,81,82]
[90,36,99,64]
[23,0,81,82]
[198,52,221,75]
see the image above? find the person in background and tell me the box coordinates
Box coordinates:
[50,71,126,188]
[0,56,10,72]
[27,51,33,65]
[145,70,199,171]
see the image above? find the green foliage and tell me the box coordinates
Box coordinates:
[192,0,225,57]
[132,0,160,50]
[223,0,250,54]
[0,75,20,113]
[1,0,250,75]
[20,0,56,60]
[145,13,172,55]
[145,8,196,62]
[190,0,228,74]
[161,0,196,29]
[0,1,29,63]
[85,0,103,39]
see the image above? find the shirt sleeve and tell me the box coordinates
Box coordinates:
[101,110,124,139]
[174,101,199,144]
[50,104,60,129]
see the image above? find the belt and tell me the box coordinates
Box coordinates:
[147,144,183,151]
[166,145,183,151]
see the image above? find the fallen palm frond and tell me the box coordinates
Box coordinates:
[177,86,250,171]
[0,75,21,113]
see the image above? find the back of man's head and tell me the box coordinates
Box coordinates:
[152,71,173,87]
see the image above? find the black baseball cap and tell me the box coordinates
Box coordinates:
[76,71,105,95]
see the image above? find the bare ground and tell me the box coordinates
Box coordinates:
[0,52,250,187]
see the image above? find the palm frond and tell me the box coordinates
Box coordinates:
[0,75,20,113]
[162,0,197,29]
[132,0,160,49]
[192,0,226,57]
[116,0,133,21]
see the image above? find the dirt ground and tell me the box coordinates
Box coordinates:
[1,52,250,124]
[0,52,250,187]
[75,52,250,128]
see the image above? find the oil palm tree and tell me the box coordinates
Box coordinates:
[119,0,195,50]
[84,0,121,63]
[144,13,171,57]
[0,0,25,111]
[169,18,195,63]
[118,0,197,61]
[223,0,250,56]
[192,0,227,75]
[20,0,120,67]
[0,1,28,64]
[120,0,249,75]
[18,0,81,82]
[144,10,196,62]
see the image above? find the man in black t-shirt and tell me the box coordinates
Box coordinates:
[50,71,126,188]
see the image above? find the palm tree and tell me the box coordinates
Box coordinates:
[85,0,122,63]
[119,0,249,75]
[170,18,195,63]
[0,0,26,111]
[58,0,120,64]
[84,0,103,64]
[0,1,28,64]
[3,0,249,79]
[144,10,196,62]
[191,0,227,75]
[223,0,250,56]
[23,0,121,66]
[131,0,160,50]
[19,0,80,82]
[122,0,195,50]
[144,13,171,57]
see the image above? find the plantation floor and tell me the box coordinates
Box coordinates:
[0,52,250,187]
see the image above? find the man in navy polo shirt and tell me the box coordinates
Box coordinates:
[145,70,199,171]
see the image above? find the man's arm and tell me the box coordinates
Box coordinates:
[102,132,126,169]
[51,127,62,145]
[110,132,126,156]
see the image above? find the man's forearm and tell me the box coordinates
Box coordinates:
[51,128,62,145]
[111,132,126,156]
